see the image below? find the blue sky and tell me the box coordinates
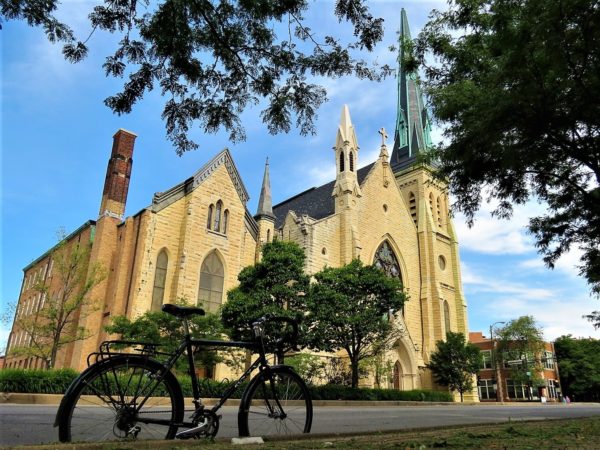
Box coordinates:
[2,0,598,352]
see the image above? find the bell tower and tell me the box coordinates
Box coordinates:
[332,105,362,263]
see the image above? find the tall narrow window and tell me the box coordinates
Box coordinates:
[198,251,225,313]
[339,151,345,172]
[267,229,271,243]
[437,197,442,228]
[409,192,417,226]
[214,200,222,232]
[349,151,354,172]
[222,209,229,235]
[207,204,214,229]
[373,241,402,284]
[443,300,451,335]
[152,250,168,311]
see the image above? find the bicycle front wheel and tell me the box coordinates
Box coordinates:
[57,355,184,442]
[238,367,312,437]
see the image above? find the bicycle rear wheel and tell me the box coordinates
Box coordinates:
[238,367,312,437]
[57,355,184,442]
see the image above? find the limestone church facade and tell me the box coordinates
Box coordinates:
[6,9,470,395]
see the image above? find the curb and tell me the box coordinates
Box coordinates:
[0,393,573,407]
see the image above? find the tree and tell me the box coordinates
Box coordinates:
[427,331,481,402]
[1,1,391,155]
[496,316,546,396]
[412,0,600,296]
[305,259,406,388]
[221,240,309,342]
[554,335,600,402]
[583,311,600,330]
[105,299,230,374]
[7,230,106,368]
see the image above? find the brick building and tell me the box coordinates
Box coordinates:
[5,9,474,398]
[469,332,561,402]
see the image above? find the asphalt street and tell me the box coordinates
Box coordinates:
[1,403,599,446]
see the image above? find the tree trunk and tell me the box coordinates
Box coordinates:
[351,358,360,388]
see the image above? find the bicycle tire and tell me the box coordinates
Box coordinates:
[238,366,312,437]
[57,355,184,442]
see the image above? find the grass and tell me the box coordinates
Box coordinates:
[6,417,600,450]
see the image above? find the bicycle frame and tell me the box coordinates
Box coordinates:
[135,316,275,425]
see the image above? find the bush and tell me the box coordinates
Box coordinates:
[0,369,79,394]
[0,369,453,403]
[309,384,453,402]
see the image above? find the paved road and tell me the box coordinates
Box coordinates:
[1,403,599,446]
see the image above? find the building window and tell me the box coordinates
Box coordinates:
[214,201,223,232]
[207,204,214,229]
[437,197,442,228]
[152,250,168,311]
[547,379,558,398]
[443,300,451,335]
[349,151,354,172]
[478,379,496,400]
[373,241,402,283]
[198,251,225,313]
[480,350,493,369]
[506,379,529,399]
[222,210,229,235]
[339,151,345,172]
[544,351,555,369]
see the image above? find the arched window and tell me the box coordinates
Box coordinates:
[152,250,168,311]
[198,251,224,313]
[437,197,442,228]
[373,241,402,284]
[207,204,214,229]
[409,192,417,226]
[222,209,229,235]
[266,229,271,243]
[214,200,223,232]
[444,300,451,336]
[339,151,345,172]
[349,151,354,172]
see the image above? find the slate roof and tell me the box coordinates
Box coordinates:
[272,162,374,229]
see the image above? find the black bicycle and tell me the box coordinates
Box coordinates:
[54,304,312,442]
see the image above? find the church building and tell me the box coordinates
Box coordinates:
[5,10,470,395]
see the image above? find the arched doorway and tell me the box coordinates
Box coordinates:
[393,361,403,390]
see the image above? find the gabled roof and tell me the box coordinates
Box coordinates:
[151,149,250,212]
[272,163,374,229]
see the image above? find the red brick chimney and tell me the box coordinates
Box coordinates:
[98,129,136,218]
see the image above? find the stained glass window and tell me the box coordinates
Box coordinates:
[373,241,402,283]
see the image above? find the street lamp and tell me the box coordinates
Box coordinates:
[490,321,506,402]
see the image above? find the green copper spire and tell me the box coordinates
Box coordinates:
[391,8,433,170]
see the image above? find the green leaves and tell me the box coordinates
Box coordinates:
[415,0,600,296]
[221,240,309,341]
[305,259,407,388]
[2,0,389,155]
[555,335,600,401]
[427,331,481,402]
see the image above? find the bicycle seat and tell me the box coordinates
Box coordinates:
[162,304,206,318]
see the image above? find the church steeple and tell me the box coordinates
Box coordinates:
[254,158,275,255]
[391,8,433,170]
[255,157,275,220]
[332,104,362,203]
